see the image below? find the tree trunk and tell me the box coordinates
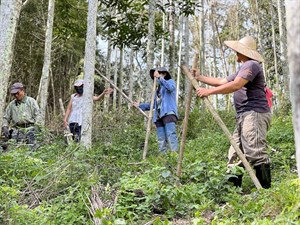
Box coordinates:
[128,49,134,102]
[278,0,289,99]
[183,16,190,104]
[112,48,118,111]
[285,0,300,179]
[118,47,124,110]
[38,0,55,126]
[160,0,165,67]
[104,39,112,113]
[168,0,175,76]
[146,0,155,100]
[0,0,22,129]
[176,16,183,105]
[81,0,98,148]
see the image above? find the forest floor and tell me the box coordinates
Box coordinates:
[0,108,299,224]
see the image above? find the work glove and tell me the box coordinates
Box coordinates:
[1,126,10,139]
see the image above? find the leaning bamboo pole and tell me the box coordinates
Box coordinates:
[177,53,199,176]
[95,69,149,119]
[181,64,262,189]
[143,77,157,160]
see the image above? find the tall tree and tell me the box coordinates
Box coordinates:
[0,0,22,129]
[81,0,97,147]
[285,0,300,178]
[168,0,175,76]
[38,0,55,125]
[146,0,155,99]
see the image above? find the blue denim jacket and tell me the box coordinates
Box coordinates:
[139,77,178,123]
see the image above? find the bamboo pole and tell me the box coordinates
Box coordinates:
[180,64,262,189]
[95,69,149,119]
[177,53,199,176]
[143,77,157,160]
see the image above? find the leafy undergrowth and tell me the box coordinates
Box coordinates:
[0,109,299,224]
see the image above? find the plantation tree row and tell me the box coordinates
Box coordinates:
[0,0,299,174]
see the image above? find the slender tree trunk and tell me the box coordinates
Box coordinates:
[38,0,55,125]
[104,39,111,112]
[160,0,165,67]
[199,0,205,75]
[113,48,118,111]
[128,49,134,101]
[168,0,175,76]
[277,0,289,99]
[81,0,98,147]
[118,47,124,110]
[0,0,22,129]
[146,0,155,100]
[176,16,183,105]
[285,0,300,179]
[183,16,190,103]
[269,1,279,109]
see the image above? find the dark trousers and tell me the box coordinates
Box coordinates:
[69,123,82,142]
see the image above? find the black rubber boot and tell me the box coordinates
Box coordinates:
[228,174,243,187]
[254,164,271,189]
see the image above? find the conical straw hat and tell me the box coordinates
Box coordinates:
[224,36,264,62]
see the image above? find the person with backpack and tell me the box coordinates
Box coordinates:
[193,36,272,189]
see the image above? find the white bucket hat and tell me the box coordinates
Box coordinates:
[224,36,264,62]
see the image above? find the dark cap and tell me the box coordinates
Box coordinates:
[149,67,171,80]
[10,83,24,94]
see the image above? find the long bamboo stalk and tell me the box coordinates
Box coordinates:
[95,69,149,119]
[177,54,199,177]
[181,64,262,189]
[143,77,157,160]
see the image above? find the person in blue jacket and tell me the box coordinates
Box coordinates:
[135,67,178,153]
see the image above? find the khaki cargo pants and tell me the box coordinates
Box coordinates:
[228,111,272,167]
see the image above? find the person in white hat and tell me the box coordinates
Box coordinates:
[63,79,113,142]
[192,36,272,189]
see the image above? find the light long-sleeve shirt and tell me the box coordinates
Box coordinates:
[2,96,40,127]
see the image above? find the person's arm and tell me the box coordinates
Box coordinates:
[192,69,228,86]
[196,77,249,97]
[93,88,113,101]
[64,97,72,128]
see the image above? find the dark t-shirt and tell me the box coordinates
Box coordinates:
[226,60,270,114]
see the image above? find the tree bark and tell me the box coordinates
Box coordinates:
[146,0,155,100]
[104,38,112,113]
[168,0,175,76]
[285,0,300,179]
[118,47,124,111]
[38,0,55,126]
[81,0,98,148]
[0,0,22,129]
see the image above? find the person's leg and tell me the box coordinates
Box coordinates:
[156,126,167,153]
[241,111,272,188]
[165,122,178,152]
[75,125,82,142]
[69,123,76,140]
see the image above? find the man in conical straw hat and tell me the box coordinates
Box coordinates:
[192,36,272,189]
